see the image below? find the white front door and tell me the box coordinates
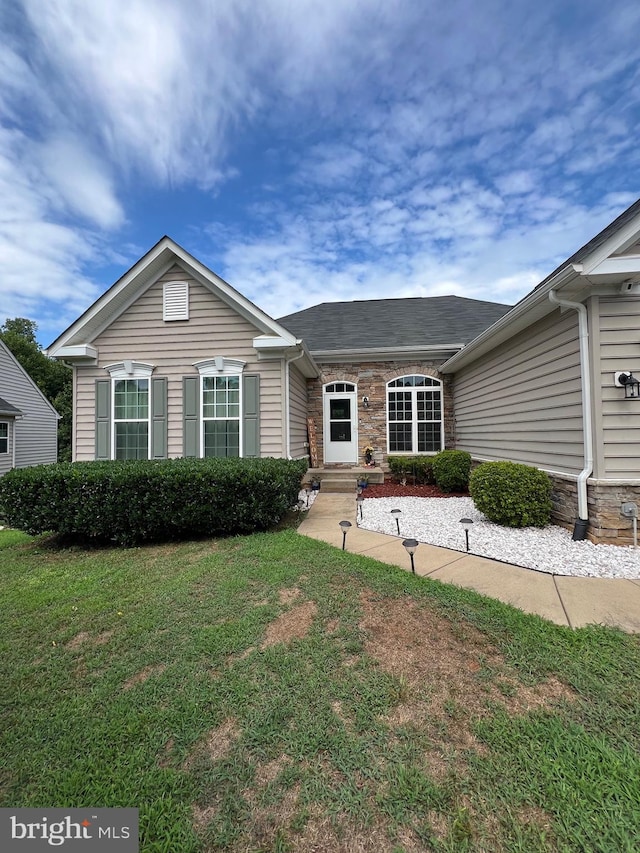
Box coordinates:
[323,383,358,464]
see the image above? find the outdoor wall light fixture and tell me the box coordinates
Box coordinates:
[362,396,370,408]
[459,518,473,552]
[339,520,352,550]
[391,508,402,535]
[356,495,364,520]
[615,371,640,399]
[402,538,419,573]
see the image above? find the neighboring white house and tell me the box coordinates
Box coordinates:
[0,340,59,475]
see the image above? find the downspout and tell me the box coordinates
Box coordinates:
[548,290,593,540]
[284,345,306,459]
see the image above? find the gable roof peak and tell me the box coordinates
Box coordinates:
[47,237,298,358]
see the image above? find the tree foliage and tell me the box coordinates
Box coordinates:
[0,318,72,461]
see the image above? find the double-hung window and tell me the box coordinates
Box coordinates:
[194,358,246,458]
[0,422,8,454]
[113,378,149,459]
[202,375,240,457]
[387,375,443,453]
[103,362,155,460]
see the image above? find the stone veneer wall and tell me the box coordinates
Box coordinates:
[307,360,453,468]
[547,472,638,545]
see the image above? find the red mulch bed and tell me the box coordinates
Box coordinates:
[364,483,469,498]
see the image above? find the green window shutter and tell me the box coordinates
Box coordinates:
[95,379,111,460]
[151,377,168,459]
[243,374,260,458]
[183,377,200,457]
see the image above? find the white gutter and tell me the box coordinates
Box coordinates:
[548,290,593,535]
[11,415,24,469]
[284,345,307,459]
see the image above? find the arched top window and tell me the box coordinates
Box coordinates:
[388,375,441,388]
[324,382,356,393]
[387,374,443,454]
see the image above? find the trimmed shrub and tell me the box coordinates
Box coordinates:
[387,455,434,485]
[0,457,308,546]
[469,461,552,528]
[431,450,471,493]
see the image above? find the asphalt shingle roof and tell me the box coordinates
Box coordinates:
[278,295,512,353]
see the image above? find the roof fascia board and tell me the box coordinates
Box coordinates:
[584,256,640,277]
[440,264,579,374]
[310,345,463,363]
[253,337,319,378]
[581,211,640,275]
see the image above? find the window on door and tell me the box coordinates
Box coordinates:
[387,375,443,453]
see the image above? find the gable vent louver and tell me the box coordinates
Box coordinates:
[163,282,189,321]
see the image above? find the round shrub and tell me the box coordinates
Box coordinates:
[469,461,552,528]
[431,450,471,493]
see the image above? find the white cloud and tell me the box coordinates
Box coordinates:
[37,136,124,229]
[1,0,640,344]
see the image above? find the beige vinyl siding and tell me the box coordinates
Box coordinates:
[0,342,58,470]
[289,363,309,459]
[74,267,285,460]
[598,295,640,477]
[453,309,584,474]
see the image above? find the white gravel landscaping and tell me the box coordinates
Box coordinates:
[357,496,640,579]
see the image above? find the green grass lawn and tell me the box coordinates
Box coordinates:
[1,526,639,852]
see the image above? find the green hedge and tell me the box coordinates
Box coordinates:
[469,461,552,528]
[0,457,308,546]
[431,450,471,493]
[387,456,435,484]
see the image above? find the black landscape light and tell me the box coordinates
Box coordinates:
[339,520,352,550]
[402,538,419,573]
[356,494,364,521]
[460,517,473,552]
[391,508,402,535]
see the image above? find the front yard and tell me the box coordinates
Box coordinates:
[1,528,639,852]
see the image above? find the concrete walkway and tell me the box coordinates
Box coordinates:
[298,493,640,633]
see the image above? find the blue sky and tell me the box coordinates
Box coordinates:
[1,0,639,347]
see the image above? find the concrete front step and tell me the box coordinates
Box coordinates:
[304,467,385,489]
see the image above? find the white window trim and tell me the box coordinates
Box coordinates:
[193,357,246,377]
[386,375,444,455]
[194,357,246,458]
[0,421,8,455]
[104,362,155,460]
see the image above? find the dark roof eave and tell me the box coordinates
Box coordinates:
[309,344,465,362]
